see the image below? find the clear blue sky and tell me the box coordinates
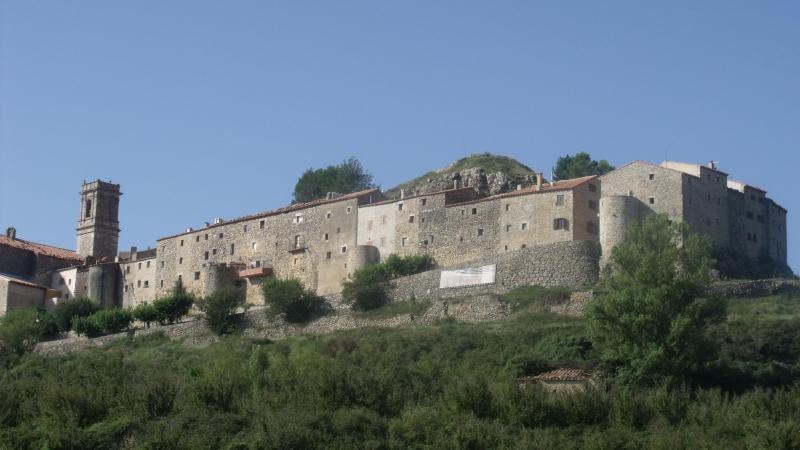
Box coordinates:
[1,1,798,270]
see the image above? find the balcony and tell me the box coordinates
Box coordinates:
[287,242,308,253]
[238,267,273,279]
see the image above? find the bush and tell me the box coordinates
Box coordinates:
[0,308,50,366]
[196,286,246,335]
[342,254,434,311]
[262,278,321,323]
[73,308,133,337]
[153,279,194,324]
[132,303,159,328]
[53,297,100,332]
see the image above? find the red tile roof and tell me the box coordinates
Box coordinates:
[446,175,597,207]
[158,188,382,241]
[533,368,594,382]
[0,235,82,263]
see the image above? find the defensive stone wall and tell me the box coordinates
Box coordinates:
[383,240,600,302]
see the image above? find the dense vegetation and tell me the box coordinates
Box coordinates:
[342,254,434,311]
[0,292,799,449]
[553,152,614,180]
[292,157,376,203]
[196,286,246,335]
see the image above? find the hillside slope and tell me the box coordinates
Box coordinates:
[384,152,538,198]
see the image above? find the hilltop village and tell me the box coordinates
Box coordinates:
[0,158,789,314]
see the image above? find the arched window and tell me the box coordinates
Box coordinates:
[85,199,92,218]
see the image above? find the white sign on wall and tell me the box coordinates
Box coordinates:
[439,264,496,289]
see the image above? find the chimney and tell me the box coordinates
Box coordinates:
[516,184,522,191]
[185,227,193,233]
[130,246,138,261]
[400,189,405,199]
[5,227,16,240]
[213,217,224,225]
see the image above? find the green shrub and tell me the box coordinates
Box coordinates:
[342,254,434,311]
[72,308,132,337]
[53,297,100,331]
[262,278,321,323]
[0,308,50,366]
[132,303,159,328]
[196,286,245,335]
[153,279,194,324]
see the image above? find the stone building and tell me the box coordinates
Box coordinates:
[599,160,788,275]
[0,158,790,315]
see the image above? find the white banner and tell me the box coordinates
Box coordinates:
[439,264,496,289]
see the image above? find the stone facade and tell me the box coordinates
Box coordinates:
[119,248,157,308]
[76,180,121,261]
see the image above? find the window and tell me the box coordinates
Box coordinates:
[260,220,265,229]
[341,245,347,254]
[294,214,304,224]
[205,234,209,240]
[194,272,200,280]
[323,233,329,241]
[85,199,92,218]
[180,239,184,246]
[505,204,510,211]
[294,235,301,249]
[459,236,464,242]
[137,280,141,288]
[589,200,597,210]
[398,203,404,211]
[505,224,512,232]
[588,183,597,192]
[556,195,564,206]
[124,285,128,292]
[553,218,569,230]
[179,257,183,264]
[326,251,332,259]
[504,245,508,251]
[230,243,235,255]
[293,258,298,266]
[521,244,527,249]
[649,174,655,181]
[420,217,425,223]
[429,235,434,244]
[204,251,209,260]
[178,274,182,281]
[402,237,407,246]
[587,222,597,234]
[336,227,341,234]
[196,236,200,242]
[126,266,130,274]
[243,224,248,232]
[461,209,465,216]
[212,248,217,255]
[160,261,164,268]
[69,278,72,285]
[326,212,332,219]
[477,228,484,236]
[346,206,352,214]
[649,197,655,204]
[218,232,224,239]
[160,280,164,288]
[421,198,427,206]
[471,208,477,215]
[521,223,528,231]
[252,242,257,250]
[144,281,149,288]
[138,262,142,269]
[146,260,150,268]
[409,215,415,223]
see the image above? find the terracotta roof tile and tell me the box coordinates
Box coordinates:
[447,175,597,207]
[0,235,82,263]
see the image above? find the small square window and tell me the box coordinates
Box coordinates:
[138,262,142,269]
[146,260,150,268]
[137,280,141,288]
[243,224,248,232]
[180,239,184,246]
[212,248,217,255]
[521,223,528,231]
[409,215,415,223]
[505,204,510,211]
[179,257,183,264]
[260,220,265,229]
[346,206,352,214]
[252,242,257,250]
[194,272,200,280]
[505,224,511,232]
[324,233,329,241]
[196,236,200,242]
[205,234,209,240]
[341,245,347,254]
[521,244,527,249]
[326,251,332,259]
[421,198,427,206]
[649,174,655,181]
[471,208,477,215]
[588,183,597,192]
[398,203,404,211]
[556,195,565,206]
[218,233,224,239]
[144,280,149,288]
[326,212,332,219]
[477,228,484,236]
[402,237,407,246]
[649,197,655,204]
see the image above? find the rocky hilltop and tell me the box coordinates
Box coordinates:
[384,153,539,198]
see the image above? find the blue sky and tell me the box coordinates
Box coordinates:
[1,1,798,270]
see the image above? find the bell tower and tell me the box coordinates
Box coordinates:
[76,180,121,261]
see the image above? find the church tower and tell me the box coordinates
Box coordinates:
[76,180,121,261]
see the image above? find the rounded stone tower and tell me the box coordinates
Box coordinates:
[599,195,642,270]
[346,245,380,277]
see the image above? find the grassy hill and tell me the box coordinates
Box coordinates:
[2,290,800,448]
[384,152,537,198]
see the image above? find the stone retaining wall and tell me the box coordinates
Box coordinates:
[384,240,600,302]
[704,278,800,299]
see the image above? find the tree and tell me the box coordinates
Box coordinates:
[196,286,246,335]
[261,278,321,323]
[153,278,195,325]
[53,297,100,332]
[292,157,376,203]
[587,214,727,386]
[342,254,434,311]
[0,308,49,366]
[133,303,159,328]
[553,152,614,180]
